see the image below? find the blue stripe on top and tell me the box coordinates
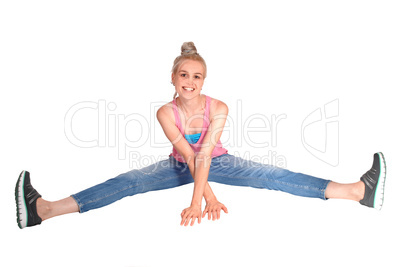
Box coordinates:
[184,132,201,144]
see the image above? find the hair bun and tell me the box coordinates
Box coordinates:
[181,42,198,55]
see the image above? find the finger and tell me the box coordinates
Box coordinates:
[186,216,193,227]
[186,217,194,226]
[222,205,228,213]
[213,210,217,221]
[202,209,207,218]
[208,210,212,220]
[181,211,189,226]
[217,210,221,220]
[181,215,187,226]
[191,215,200,226]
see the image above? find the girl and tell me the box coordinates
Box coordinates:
[15,42,387,228]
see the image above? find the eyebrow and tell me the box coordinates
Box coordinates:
[179,70,204,76]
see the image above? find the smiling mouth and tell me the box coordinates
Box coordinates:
[183,87,195,92]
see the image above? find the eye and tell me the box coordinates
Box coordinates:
[180,73,187,77]
[195,75,201,79]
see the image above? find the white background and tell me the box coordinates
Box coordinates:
[1,1,401,266]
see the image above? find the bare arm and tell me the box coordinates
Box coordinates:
[157,101,228,226]
[183,100,229,225]
[157,103,195,164]
[156,103,214,199]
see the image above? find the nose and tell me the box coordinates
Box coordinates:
[186,77,195,86]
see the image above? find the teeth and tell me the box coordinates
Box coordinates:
[184,87,194,91]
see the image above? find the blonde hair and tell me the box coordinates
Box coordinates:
[172,42,207,99]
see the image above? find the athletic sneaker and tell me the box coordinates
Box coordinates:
[359,152,387,210]
[15,171,42,229]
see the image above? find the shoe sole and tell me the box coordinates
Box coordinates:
[15,171,28,229]
[374,152,387,210]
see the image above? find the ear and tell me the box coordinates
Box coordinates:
[171,73,175,86]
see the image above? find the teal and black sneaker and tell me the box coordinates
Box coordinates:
[15,171,42,229]
[359,152,387,210]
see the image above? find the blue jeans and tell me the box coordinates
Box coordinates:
[71,154,331,213]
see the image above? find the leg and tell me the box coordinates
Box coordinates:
[324,181,365,201]
[37,196,79,221]
[71,156,192,213]
[208,153,386,207]
[208,154,331,200]
[319,152,387,209]
[19,156,193,227]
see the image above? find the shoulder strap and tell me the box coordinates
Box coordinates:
[204,95,211,121]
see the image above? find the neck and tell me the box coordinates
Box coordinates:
[177,94,204,114]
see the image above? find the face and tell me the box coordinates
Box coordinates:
[172,60,205,99]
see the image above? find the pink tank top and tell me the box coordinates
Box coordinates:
[170,95,228,163]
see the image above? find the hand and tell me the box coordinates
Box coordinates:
[180,205,202,226]
[202,199,228,221]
